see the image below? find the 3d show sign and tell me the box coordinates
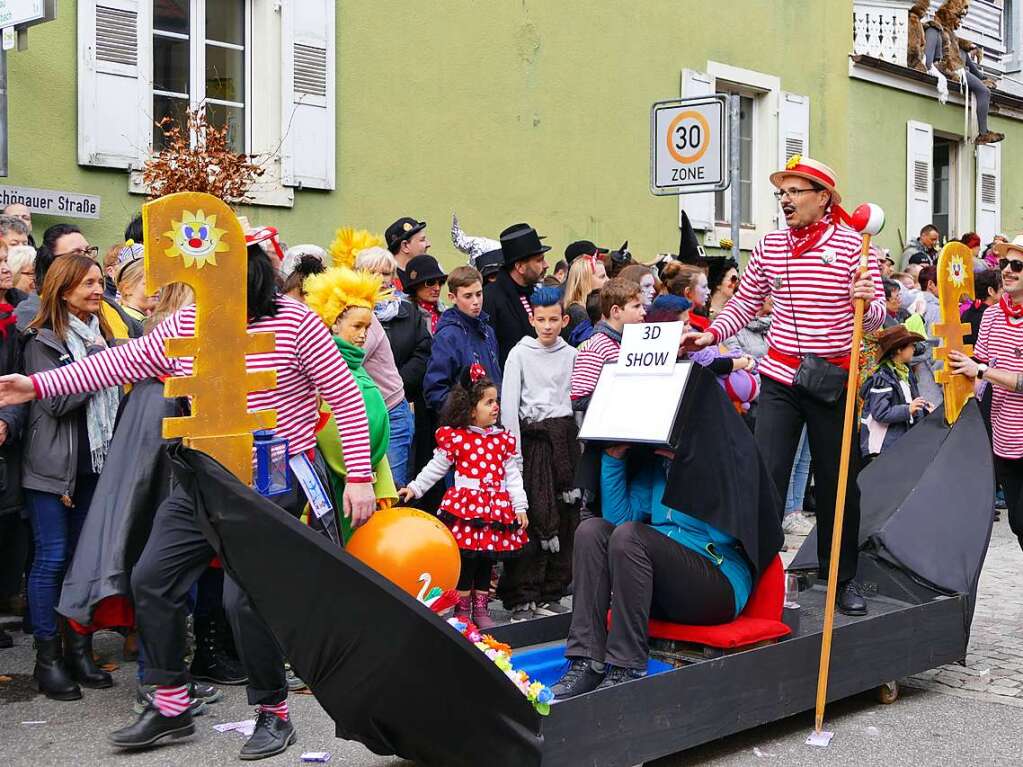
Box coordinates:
[650,95,729,196]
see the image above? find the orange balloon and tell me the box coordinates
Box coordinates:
[346,507,461,599]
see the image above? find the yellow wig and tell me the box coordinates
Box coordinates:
[304,267,392,327]
[330,227,385,269]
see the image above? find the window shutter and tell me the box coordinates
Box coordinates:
[281,0,336,190]
[975,143,1001,244]
[77,0,151,169]
[777,92,810,228]
[906,121,933,242]
[679,69,716,231]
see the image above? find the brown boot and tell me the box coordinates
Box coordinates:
[471,590,497,630]
[975,131,1005,145]
[454,594,472,624]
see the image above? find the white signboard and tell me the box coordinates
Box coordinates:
[578,361,693,446]
[0,0,45,29]
[650,96,729,196]
[0,185,101,219]
[618,322,684,376]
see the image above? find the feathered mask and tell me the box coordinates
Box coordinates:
[330,227,385,269]
[451,214,500,266]
[304,267,392,327]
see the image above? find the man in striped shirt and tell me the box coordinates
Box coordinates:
[684,157,883,617]
[0,248,376,758]
[950,240,1023,553]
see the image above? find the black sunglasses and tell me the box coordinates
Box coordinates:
[422,278,445,288]
[999,258,1023,273]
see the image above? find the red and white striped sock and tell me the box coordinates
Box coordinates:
[152,685,190,717]
[258,700,289,721]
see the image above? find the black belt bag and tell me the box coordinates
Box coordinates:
[793,354,848,405]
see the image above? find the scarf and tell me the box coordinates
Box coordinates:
[1000,294,1023,321]
[787,212,833,258]
[417,299,441,334]
[883,358,910,382]
[64,313,119,474]
[373,297,400,323]
[593,320,623,345]
[0,302,15,338]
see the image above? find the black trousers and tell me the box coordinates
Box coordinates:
[131,478,307,705]
[995,457,1023,551]
[565,519,734,670]
[756,377,861,582]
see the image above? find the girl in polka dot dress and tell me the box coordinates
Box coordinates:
[399,366,528,628]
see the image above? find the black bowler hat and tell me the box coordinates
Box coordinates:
[564,240,609,263]
[403,255,448,290]
[385,217,427,254]
[476,248,504,279]
[499,223,551,266]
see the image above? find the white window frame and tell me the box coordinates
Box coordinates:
[151,0,252,154]
[931,132,961,240]
[704,62,781,251]
[713,86,756,229]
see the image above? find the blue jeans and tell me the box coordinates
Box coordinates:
[26,475,99,640]
[386,400,415,488]
[784,427,811,516]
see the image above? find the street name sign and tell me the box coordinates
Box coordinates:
[0,0,45,28]
[650,95,729,195]
[0,185,101,219]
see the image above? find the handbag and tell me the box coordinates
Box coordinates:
[793,354,847,404]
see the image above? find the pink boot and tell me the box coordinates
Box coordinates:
[471,591,497,630]
[454,594,472,623]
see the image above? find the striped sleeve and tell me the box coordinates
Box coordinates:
[861,247,887,333]
[973,308,994,363]
[294,311,373,481]
[708,241,767,343]
[571,335,617,401]
[32,314,179,398]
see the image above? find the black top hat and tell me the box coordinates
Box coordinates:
[476,248,504,278]
[564,240,609,263]
[403,255,448,290]
[499,223,551,266]
[385,217,427,254]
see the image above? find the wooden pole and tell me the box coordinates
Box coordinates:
[813,232,872,733]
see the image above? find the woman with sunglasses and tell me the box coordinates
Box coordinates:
[403,255,448,335]
[950,242,1023,553]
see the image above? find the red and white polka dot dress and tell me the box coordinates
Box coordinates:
[435,426,528,557]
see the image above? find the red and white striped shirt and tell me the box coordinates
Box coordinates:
[571,331,620,401]
[31,296,373,480]
[974,304,1023,459]
[708,224,885,386]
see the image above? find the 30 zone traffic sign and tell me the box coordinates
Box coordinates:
[650,96,729,195]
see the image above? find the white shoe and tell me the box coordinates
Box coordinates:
[782,511,815,536]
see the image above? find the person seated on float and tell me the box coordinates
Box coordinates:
[551,444,754,700]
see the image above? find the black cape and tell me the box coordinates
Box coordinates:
[791,401,994,601]
[171,446,543,767]
[58,379,180,625]
[483,269,535,368]
[661,365,785,578]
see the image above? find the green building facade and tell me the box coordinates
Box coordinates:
[4,1,1021,267]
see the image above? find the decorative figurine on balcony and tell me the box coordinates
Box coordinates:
[906,0,929,73]
[924,0,1004,144]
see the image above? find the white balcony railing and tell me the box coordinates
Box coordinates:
[852,0,912,67]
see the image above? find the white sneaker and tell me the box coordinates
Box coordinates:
[782,511,815,536]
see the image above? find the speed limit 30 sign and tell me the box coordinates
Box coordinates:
[650,96,729,195]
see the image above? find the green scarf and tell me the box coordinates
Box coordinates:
[317,337,390,469]
[883,358,910,382]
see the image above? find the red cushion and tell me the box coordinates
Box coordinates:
[646,555,791,649]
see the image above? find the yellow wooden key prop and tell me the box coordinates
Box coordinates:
[932,242,976,426]
[142,192,278,483]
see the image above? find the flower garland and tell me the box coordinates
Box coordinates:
[448,617,554,715]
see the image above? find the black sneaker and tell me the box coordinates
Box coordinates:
[190,645,248,685]
[836,580,868,616]
[595,665,647,691]
[190,680,223,704]
[239,710,297,760]
[109,706,195,749]
[133,684,208,716]
[0,626,13,649]
[551,659,605,701]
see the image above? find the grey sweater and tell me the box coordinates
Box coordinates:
[500,336,576,450]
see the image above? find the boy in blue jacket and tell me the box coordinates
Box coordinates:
[860,325,933,459]
[423,266,502,411]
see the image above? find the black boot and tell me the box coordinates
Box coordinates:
[33,636,82,701]
[64,629,113,688]
[0,626,12,648]
[190,615,247,685]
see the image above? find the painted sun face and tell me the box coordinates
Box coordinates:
[947,255,967,288]
[164,209,229,269]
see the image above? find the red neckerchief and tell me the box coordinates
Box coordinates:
[417,299,441,333]
[1000,294,1023,321]
[787,213,833,258]
[0,303,15,338]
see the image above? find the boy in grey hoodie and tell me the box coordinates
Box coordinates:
[498,286,579,620]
